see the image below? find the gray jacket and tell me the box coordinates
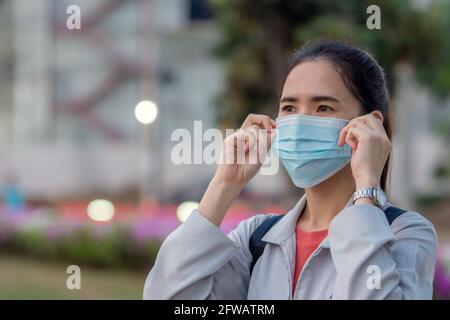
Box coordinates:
[143,195,437,299]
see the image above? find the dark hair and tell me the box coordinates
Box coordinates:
[282,39,392,191]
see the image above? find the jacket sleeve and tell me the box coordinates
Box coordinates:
[328,204,437,300]
[143,210,271,300]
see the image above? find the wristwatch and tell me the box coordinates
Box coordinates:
[352,187,388,210]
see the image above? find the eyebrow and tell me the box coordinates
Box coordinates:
[280,95,341,104]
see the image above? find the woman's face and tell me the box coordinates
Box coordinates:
[278,59,363,120]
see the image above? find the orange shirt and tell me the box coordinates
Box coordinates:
[292,225,328,295]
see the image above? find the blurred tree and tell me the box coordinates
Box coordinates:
[210,0,450,127]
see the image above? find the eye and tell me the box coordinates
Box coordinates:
[281,105,295,113]
[317,105,333,112]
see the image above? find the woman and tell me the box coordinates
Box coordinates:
[144,40,437,300]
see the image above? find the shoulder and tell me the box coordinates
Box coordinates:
[390,207,435,232]
[389,207,437,245]
[227,213,281,246]
[229,213,281,236]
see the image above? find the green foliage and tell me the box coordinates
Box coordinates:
[1,222,161,270]
[55,227,125,267]
[415,193,445,207]
[210,0,450,126]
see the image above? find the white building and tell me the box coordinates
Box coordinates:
[0,0,229,202]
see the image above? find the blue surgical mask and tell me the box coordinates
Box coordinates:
[272,114,352,188]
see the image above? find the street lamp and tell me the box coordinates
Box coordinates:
[135,100,158,210]
[134,100,158,125]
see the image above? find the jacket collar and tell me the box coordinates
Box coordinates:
[261,193,354,246]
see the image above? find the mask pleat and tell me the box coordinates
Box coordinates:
[273,114,352,188]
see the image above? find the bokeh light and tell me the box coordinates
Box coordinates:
[176,201,199,222]
[134,100,158,124]
[87,199,115,222]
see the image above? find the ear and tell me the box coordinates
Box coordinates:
[370,110,384,124]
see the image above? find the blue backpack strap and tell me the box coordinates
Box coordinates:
[248,206,407,276]
[383,206,407,225]
[249,214,284,275]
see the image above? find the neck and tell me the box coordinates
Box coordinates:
[299,164,355,231]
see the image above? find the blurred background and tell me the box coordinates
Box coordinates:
[0,0,450,299]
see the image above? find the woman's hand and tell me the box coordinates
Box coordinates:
[337,112,391,190]
[214,114,276,188]
[198,114,275,227]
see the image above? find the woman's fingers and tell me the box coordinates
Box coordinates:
[240,114,275,159]
[360,112,384,131]
[223,114,276,165]
[344,127,359,150]
[230,124,274,164]
[338,121,351,146]
[241,114,276,132]
[345,125,372,150]
[223,130,244,164]
[338,113,385,147]
[339,119,370,147]
[243,125,259,153]
[339,116,391,154]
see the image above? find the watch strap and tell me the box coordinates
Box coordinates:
[353,187,378,202]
